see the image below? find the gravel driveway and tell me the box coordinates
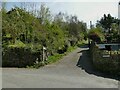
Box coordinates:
[2,47,119,88]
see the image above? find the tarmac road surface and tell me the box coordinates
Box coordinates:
[2,47,119,88]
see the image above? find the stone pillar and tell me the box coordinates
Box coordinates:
[118,2,120,34]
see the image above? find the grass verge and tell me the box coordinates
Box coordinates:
[27,42,87,69]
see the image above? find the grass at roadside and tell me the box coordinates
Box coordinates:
[27,41,87,68]
[46,46,77,65]
[46,54,64,64]
[27,46,77,69]
[77,40,88,47]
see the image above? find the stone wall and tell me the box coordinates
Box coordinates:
[90,42,120,74]
[2,47,42,67]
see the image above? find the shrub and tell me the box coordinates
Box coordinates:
[2,44,42,67]
[88,27,105,43]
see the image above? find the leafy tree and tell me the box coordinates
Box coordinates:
[97,14,115,33]
[88,27,105,43]
[37,3,52,25]
[96,14,119,43]
[68,15,87,42]
[2,3,88,67]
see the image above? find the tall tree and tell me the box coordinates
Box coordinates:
[97,14,115,33]
[37,3,52,25]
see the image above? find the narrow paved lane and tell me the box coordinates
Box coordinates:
[2,47,118,88]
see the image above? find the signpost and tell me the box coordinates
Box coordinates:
[42,46,47,63]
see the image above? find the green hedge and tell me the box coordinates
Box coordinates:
[2,45,42,68]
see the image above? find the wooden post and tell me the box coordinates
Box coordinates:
[42,46,44,62]
[42,46,46,63]
[88,38,90,48]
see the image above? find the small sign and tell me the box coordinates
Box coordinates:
[102,55,110,58]
[43,46,46,50]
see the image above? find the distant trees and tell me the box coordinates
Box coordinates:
[54,13,87,45]
[37,3,52,25]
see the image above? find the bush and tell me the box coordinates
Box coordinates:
[2,44,42,67]
[88,27,105,43]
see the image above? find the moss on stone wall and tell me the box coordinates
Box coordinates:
[2,46,42,67]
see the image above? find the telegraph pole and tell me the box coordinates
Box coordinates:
[88,21,92,48]
[90,21,92,29]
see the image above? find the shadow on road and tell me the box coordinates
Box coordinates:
[76,48,120,81]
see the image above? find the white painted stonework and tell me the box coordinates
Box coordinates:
[119,2,120,34]
[118,2,120,19]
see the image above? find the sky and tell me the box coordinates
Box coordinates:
[3,0,120,28]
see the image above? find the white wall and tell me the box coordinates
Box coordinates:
[119,2,120,19]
